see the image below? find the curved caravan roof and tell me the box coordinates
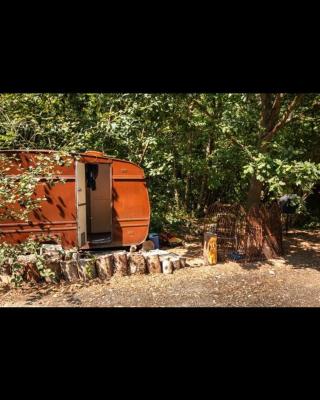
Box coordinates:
[0,149,144,171]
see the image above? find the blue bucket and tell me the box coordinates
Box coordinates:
[149,233,160,249]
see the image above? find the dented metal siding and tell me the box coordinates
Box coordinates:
[0,150,150,249]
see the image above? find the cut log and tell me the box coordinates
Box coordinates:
[113,252,128,276]
[40,244,63,259]
[129,253,146,275]
[96,254,114,280]
[60,260,80,282]
[64,249,79,262]
[40,245,63,283]
[146,254,162,274]
[78,258,97,281]
[17,255,41,282]
[180,257,187,268]
[171,256,181,270]
[0,258,12,284]
[17,255,37,264]
[45,258,62,282]
[1,260,12,275]
[162,258,173,274]
[203,232,218,265]
[23,264,41,282]
[148,249,169,256]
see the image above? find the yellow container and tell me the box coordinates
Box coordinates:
[204,233,217,265]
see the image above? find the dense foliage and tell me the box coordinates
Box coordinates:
[0,152,70,221]
[0,93,319,229]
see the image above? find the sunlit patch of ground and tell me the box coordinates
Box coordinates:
[0,230,319,307]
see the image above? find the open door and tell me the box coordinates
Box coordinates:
[89,164,112,234]
[76,161,87,247]
[85,163,112,245]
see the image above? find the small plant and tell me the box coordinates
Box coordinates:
[0,238,56,286]
[0,151,71,222]
[83,256,97,280]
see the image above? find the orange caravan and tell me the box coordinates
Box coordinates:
[0,150,151,249]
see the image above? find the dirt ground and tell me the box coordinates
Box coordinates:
[0,229,319,307]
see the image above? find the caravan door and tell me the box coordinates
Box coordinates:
[76,161,87,247]
[90,163,112,234]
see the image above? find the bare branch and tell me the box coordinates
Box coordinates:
[269,93,283,124]
[261,94,303,144]
[139,138,150,165]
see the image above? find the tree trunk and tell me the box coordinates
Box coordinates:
[174,187,180,209]
[197,175,207,213]
[96,254,114,280]
[184,174,190,210]
[246,175,263,209]
[197,136,212,213]
[173,162,181,209]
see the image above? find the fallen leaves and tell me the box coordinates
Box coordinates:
[0,230,320,307]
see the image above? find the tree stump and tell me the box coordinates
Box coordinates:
[171,256,181,270]
[17,255,41,282]
[162,258,173,274]
[146,254,161,274]
[40,244,63,259]
[45,258,62,282]
[180,257,187,268]
[60,260,80,282]
[203,232,218,265]
[113,252,128,276]
[129,253,146,275]
[1,260,12,275]
[64,249,79,262]
[96,254,114,280]
[0,259,12,284]
[78,258,97,281]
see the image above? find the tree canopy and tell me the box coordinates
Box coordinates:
[1,93,319,229]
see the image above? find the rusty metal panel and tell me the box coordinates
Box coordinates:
[111,159,150,247]
[0,150,151,250]
[0,150,77,248]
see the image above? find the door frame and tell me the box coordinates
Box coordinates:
[75,160,87,247]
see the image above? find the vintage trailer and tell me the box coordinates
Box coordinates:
[0,150,150,249]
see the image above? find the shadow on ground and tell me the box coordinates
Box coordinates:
[282,230,320,271]
[239,230,320,271]
[170,229,320,272]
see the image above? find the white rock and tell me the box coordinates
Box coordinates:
[269,270,275,275]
